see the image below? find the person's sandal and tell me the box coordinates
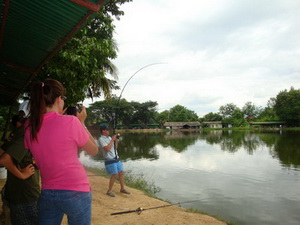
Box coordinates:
[107,191,115,197]
[120,189,130,194]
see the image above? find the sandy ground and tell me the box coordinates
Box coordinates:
[0,170,228,225]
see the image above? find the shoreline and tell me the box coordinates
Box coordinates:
[0,170,229,225]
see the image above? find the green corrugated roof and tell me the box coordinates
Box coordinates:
[0,0,105,106]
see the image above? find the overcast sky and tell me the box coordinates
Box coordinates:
[88,0,300,117]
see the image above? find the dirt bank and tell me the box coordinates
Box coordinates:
[0,170,228,225]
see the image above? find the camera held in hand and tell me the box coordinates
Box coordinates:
[66,106,82,116]
[113,133,120,139]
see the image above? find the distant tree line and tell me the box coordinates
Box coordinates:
[85,96,199,128]
[85,87,300,128]
[202,87,300,127]
[1,87,300,132]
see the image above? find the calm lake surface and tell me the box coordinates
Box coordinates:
[81,130,300,225]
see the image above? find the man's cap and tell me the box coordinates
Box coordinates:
[99,125,109,131]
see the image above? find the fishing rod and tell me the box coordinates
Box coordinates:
[111,200,197,216]
[113,62,167,133]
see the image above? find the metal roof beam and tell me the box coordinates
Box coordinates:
[0,83,16,93]
[0,58,35,74]
[35,0,106,74]
[69,0,105,12]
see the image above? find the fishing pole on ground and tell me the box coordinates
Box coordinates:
[110,200,198,216]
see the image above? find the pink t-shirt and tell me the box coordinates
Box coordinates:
[24,112,90,192]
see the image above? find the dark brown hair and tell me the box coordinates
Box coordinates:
[28,79,65,141]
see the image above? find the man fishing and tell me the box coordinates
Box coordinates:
[98,126,130,197]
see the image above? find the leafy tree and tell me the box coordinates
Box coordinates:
[219,103,240,119]
[257,98,279,121]
[88,97,133,128]
[219,103,245,126]
[157,110,170,127]
[203,112,222,121]
[34,0,133,105]
[88,98,158,128]
[274,87,300,126]
[267,97,276,108]
[131,101,158,126]
[168,105,198,122]
[242,101,262,118]
[88,99,117,126]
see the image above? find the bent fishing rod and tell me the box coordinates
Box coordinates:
[111,200,197,216]
[112,62,167,133]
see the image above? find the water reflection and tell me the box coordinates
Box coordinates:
[120,133,159,160]
[266,131,300,169]
[85,130,300,225]
[160,131,200,152]
[102,130,300,169]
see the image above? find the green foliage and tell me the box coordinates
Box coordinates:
[242,101,262,118]
[219,103,246,127]
[203,112,222,121]
[33,0,133,105]
[274,87,300,126]
[257,107,279,122]
[256,98,278,122]
[85,166,161,197]
[131,101,158,125]
[124,171,161,197]
[219,103,240,118]
[157,110,170,127]
[168,105,198,122]
[87,98,158,128]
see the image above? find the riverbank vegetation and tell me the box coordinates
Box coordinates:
[83,86,300,129]
[1,86,300,137]
[85,166,161,197]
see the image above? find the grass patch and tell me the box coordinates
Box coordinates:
[123,170,161,197]
[85,167,161,197]
[284,127,300,130]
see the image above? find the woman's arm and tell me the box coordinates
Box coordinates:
[81,126,98,156]
[77,106,98,156]
[0,152,35,179]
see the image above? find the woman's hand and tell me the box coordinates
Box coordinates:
[77,106,87,123]
[19,164,35,179]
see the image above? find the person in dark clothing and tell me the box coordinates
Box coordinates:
[0,113,40,225]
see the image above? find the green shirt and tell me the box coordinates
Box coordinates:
[1,127,40,204]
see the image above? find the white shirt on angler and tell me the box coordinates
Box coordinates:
[98,135,118,160]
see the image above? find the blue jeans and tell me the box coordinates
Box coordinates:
[38,190,92,225]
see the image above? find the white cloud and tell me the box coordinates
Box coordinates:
[101,0,300,117]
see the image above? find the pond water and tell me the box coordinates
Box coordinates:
[81,130,300,225]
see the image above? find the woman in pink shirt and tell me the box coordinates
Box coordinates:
[24,79,98,225]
